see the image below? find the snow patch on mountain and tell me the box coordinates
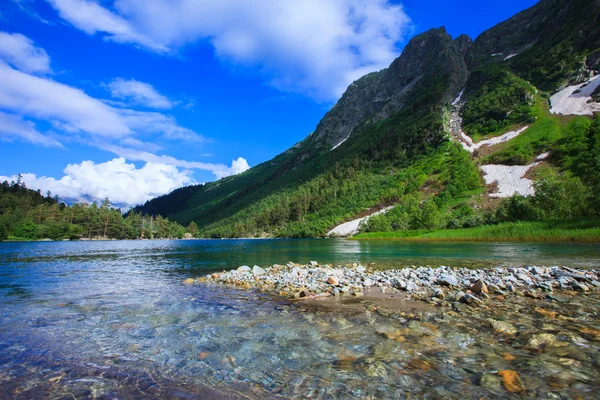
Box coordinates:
[481,163,539,198]
[331,136,349,151]
[550,75,600,116]
[459,126,529,153]
[328,206,394,237]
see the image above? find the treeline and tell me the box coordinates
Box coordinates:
[0,177,198,241]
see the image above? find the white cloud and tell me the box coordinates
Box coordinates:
[0,59,203,142]
[47,0,167,52]
[0,31,51,74]
[99,143,250,179]
[0,60,130,137]
[0,111,64,147]
[0,157,196,207]
[108,78,174,109]
[47,0,411,101]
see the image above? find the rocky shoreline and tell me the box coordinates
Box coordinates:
[189,262,600,305]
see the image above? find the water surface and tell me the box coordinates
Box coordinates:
[1,239,600,398]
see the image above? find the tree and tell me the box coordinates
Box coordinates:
[187,221,199,237]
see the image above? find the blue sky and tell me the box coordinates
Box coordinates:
[0,0,537,208]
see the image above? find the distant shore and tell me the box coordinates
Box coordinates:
[351,221,600,243]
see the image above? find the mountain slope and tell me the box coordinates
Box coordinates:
[133,0,600,238]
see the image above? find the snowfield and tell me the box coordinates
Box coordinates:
[481,163,539,198]
[328,206,394,237]
[331,136,349,151]
[550,75,600,116]
[460,126,529,153]
[451,90,464,106]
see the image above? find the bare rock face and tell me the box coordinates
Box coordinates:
[312,27,471,149]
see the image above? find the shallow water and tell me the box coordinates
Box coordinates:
[1,240,600,399]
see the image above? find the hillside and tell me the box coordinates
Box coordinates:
[133,0,600,238]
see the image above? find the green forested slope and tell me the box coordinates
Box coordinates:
[133,0,600,239]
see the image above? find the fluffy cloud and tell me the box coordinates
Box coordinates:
[47,0,411,101]
[0,111,64,147]
[0,31,51,74]
[0,158,196,207]
[99,143,250,179]
[108,78,174,109]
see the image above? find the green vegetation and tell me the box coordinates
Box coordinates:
[462,64,536,140]
[353,220,600,243]
[360,115,600,239]
[483,99,564,165]
[135,67,468,238]
[0,178,194,241]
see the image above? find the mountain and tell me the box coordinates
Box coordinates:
[133,0,600,238]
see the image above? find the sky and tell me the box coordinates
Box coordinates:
[0,0,538,209]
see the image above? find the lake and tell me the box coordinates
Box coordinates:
[1,239,600,398]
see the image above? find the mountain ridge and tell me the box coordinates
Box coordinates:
[133,0,600,238]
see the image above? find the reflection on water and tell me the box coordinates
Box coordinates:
[0,240,600,398]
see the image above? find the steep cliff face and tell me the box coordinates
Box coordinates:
[313,28,471,149]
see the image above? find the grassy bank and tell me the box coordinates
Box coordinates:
[352,220,600,243]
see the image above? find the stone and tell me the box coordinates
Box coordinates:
[356,265,366,273]
[438,273,458,287]
[527,333,568,351]
[352,292,364,297]
[183,278,195,285]
[498,370,525,393]
[480,373,502,391]
[489,319,517,335]
[363,278,374,287]
[433,288,445,299]
[463,293,483,305]
[327,276,340,285]
[392,278,407,290]
[517,274,533,285]
[252,265,266,276]
[406,281,418,292]
[470,280,488,295]
[237,265,251,272]
[309,261,318,267]
[572,283,589,291]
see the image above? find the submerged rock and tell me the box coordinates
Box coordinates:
[498,370,525,393]
[489,319,517,335]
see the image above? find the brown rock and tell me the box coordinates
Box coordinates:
[498,370,525,393]
[327,276,339,285]
[534,307,558,319]
[470,279,488,295]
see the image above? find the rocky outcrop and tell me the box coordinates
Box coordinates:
[313,27,470,149]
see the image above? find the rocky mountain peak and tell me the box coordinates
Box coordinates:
[312,27,469,149]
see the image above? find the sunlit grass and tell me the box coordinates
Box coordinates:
[352,220,600,243]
